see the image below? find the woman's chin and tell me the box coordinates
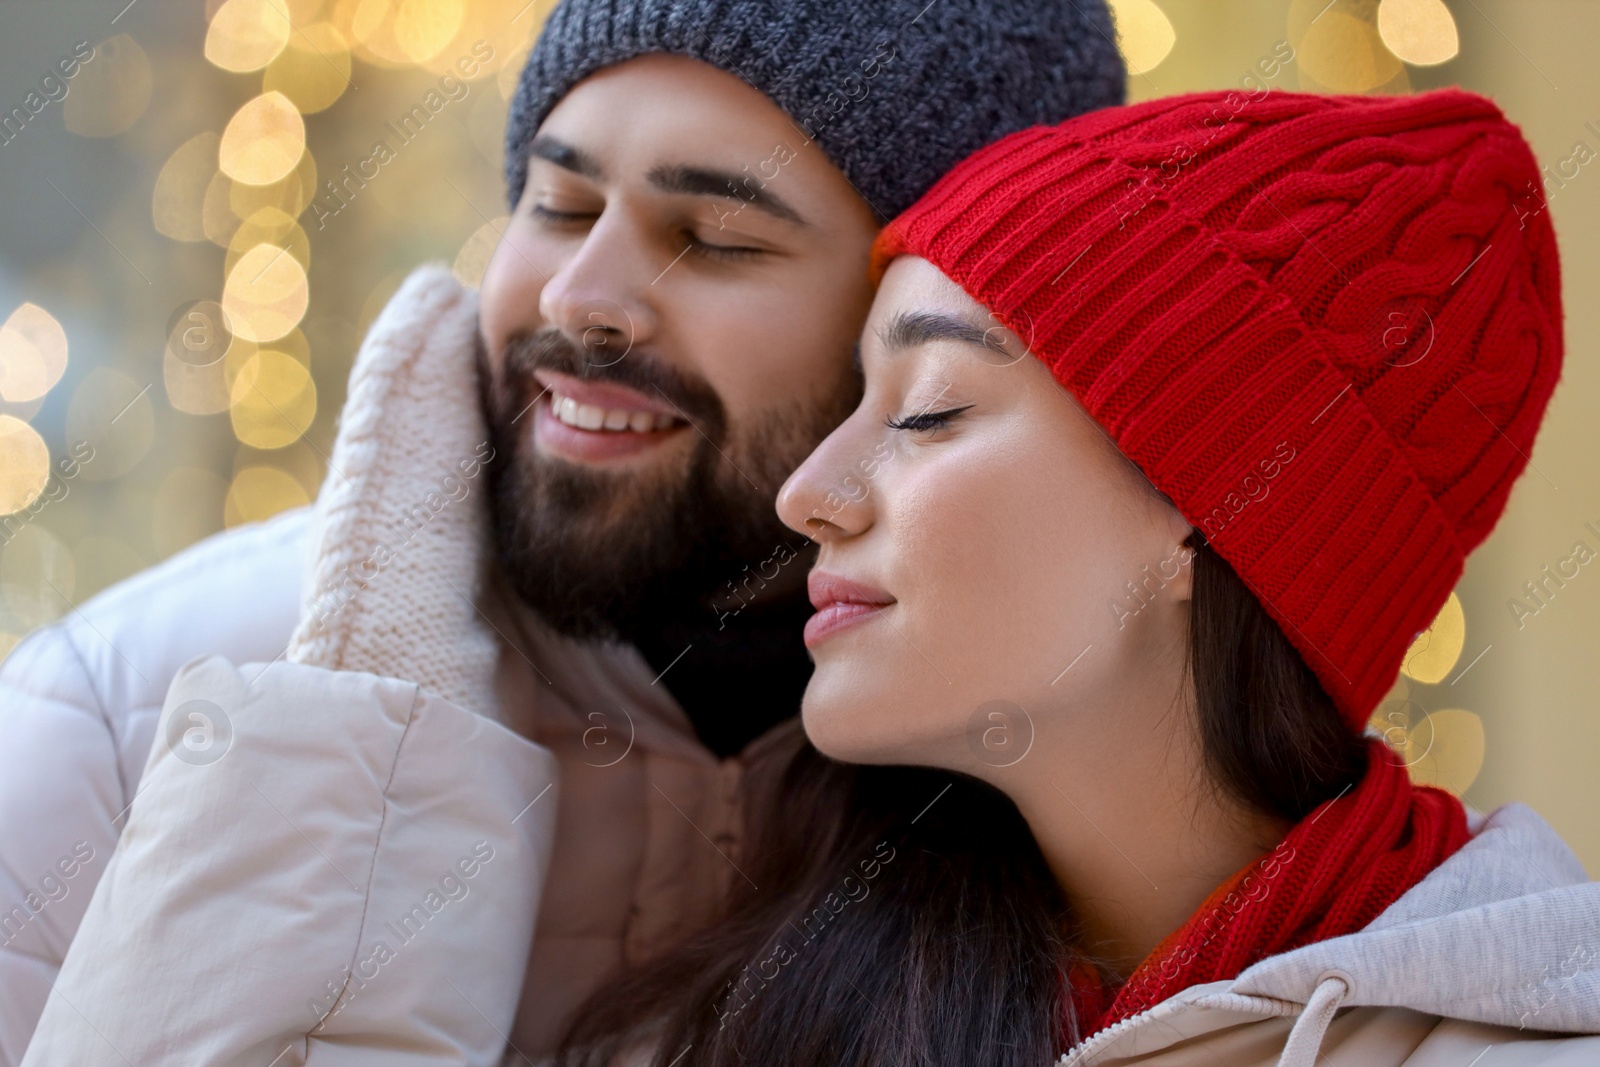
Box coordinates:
[799,681,945,768]
[800,688,899,765]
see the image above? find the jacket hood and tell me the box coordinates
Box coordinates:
[1227,800,1599,1032]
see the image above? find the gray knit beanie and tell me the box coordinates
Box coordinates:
[504,0,1126,220]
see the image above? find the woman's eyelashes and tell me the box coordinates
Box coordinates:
[883,405,973,433]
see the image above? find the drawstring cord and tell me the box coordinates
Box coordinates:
[1277,975,1349,1067]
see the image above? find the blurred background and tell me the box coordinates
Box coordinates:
[1,0,1596,870]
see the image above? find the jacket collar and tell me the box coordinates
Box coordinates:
[1060,802,1600,1064]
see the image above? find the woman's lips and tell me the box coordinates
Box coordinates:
[804,602,892,648]
[805,572,895,649]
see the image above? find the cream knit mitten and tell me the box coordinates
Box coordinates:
[285,263,501,720]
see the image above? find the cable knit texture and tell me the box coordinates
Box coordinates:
[503,0,1127,219]
[873,89,1564,728]
[286,265,501,720]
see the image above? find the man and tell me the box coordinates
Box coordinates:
[0,0,1123,1061]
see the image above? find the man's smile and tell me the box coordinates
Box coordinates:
[531,368,691,463]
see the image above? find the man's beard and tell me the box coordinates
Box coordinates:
[475,325,859,645]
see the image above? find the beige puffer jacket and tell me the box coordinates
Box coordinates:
[1054,800,1600,1066]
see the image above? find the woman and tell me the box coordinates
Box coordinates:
[557,89,1599,1066]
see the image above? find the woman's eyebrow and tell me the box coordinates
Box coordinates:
[876,309,1006,356]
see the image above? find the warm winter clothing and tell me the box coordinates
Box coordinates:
[2,268,795,1064]
[872,88,1564,729]
[504,0,1127,219]
[1054,801,1600,1066]
[1069,738,1470,1038]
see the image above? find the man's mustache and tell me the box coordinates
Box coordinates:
[501,327,726,439]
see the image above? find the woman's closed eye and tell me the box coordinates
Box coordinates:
[884,405,973,433]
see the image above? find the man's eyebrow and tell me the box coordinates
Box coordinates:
[877,310,1006,356]
[647,163,808,227]
[528,135,603,180]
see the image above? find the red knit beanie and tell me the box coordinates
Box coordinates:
[872,89,1563,731]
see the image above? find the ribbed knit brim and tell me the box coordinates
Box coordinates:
[874,89,1563,729]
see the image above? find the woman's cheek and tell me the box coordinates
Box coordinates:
[886,442,1045,676]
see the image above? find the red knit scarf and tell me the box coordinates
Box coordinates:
[1064,737,1470,1043]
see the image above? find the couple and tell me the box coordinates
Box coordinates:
[550,88,1596,1066]
[5,2,1597,1066]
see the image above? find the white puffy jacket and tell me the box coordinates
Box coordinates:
[0,506,308,1063]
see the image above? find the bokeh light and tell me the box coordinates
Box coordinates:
[1109,0,1177,77]
[1409,708,1486,795]
[164,350,233,415]
[0,303,69,404]
[0,416,51,515]
[346,0,465,67]
[203,171,244,247]
[225,464,310,527]
[263,21,353,113]
[219,91,307,186]
[153,132,223,244]
[227,208,310,275]
[205,0,293,73]
[1378,0,1460,66]
[394,0,466,64]
[230,148,318,223]
[1401,591,1466,684]
[222,243,310,342]
[229,349,317,448]
[1290,0,1407,93]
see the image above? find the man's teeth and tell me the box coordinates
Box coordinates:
[551,393,678,433]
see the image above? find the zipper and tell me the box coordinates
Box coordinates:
[1055,1004,1165,1066]
[1056,990,1304,1065]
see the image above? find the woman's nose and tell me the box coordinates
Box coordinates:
[777,418,881,543]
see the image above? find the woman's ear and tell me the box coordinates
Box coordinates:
[1163,515,1199,605]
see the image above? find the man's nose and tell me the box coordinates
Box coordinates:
[538,211,661,364]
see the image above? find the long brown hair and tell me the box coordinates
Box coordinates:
[555,535,1368,1066]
